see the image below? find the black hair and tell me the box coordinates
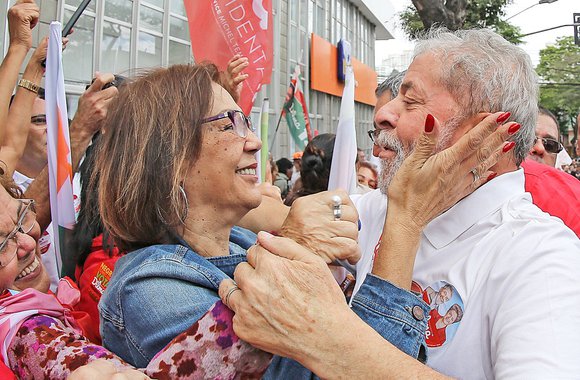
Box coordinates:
[70,133,116,269]
[276,157,293,175]
[298,133,335,196]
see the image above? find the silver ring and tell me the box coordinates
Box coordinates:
[470,168,480,184]
[332,195,342,221]
[333,207,342,221]
[225,285,240,308]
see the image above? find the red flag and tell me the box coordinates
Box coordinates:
[185,0,273,114]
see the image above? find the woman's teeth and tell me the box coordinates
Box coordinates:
[16,257,39,280]
[236,168,256,175]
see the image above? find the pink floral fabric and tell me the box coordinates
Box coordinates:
[7,300,272,379]
[146,301,272,379]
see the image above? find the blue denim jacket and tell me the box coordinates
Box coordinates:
[100,227,428,375]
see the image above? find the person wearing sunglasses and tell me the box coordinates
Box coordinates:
[527,106,564,167]
[520,106,580,237]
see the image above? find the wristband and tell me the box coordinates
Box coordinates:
[17,79,40,94]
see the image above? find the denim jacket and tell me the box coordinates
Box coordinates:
[100,227,428,375]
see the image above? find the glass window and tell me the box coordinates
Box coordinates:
[168,40,192,65]
[290,1,298,22]
[142,0,164,9]
[105,0,133,23]
[300,0,308,28]
[101,21,131,74]
[63,11,95,82]
[170,16,189,40]
[138,31,162,68]
[66,0,96,12]
[170,0,186,16]
[316,4,325,37]
[140,6,163,33]
[300,30,306,63]
[290,24,298,62]
[308,1,314,33]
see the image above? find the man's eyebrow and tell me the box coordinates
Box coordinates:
[400,81,413,93]
[543,133,559,140]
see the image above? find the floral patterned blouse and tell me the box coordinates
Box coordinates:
[7,298,272,379]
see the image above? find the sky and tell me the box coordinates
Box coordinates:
[375,0,579,67]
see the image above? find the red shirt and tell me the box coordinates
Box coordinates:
[426,309,447,348]
[522,160,580,237]
[74,235,123,344]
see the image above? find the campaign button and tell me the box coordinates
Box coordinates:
[412,305,424,321]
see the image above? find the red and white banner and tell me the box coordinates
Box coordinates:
[46,22,76,276]
[185,0,274,114]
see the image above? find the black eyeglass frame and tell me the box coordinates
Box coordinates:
[201,110,255,138]
[367,129,379,143]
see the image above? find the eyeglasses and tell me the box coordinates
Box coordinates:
[201,110,255,138]
[534,136,563,154]
[30,114,46,126]
[0,200,37,267]
[367,129,379,143]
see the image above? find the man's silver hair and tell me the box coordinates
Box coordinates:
[376,71,406,99]
[414,28,538,165]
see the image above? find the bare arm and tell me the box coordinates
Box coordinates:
[0,0,39,145]
[0,37,47,176]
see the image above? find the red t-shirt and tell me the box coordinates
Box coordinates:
[522,160,580,237]
[426,309,447,348]
[74,235,123,345]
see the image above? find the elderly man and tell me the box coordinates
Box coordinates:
[223,28,580,379]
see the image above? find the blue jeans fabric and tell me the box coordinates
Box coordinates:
[99,233,252,368]
[100,226,428,374]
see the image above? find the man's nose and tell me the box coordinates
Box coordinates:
[530,138,546,156]
[374,103,398,130]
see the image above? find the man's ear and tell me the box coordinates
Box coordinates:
[459,112,492,132]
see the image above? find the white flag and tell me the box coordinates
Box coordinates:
[45,22,76,276]
[328,64,357,194]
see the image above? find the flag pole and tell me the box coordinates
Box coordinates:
[269,110,284,152]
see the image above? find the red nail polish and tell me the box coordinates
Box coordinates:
[508,123,521,135]
[496,112,511,124]
[486,172,498,182]
[425,114,435,133]
[503,141,516,153]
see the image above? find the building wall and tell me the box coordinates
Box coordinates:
[1,0,381,159]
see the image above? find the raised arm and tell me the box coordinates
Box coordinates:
[0,37,47,176]
[0,0,39,145]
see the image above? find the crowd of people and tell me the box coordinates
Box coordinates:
[0,0,579,379]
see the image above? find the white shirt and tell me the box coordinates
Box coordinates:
[352,169,580,379]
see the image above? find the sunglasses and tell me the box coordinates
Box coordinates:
[534,136,563,154]
[202,110,255,138]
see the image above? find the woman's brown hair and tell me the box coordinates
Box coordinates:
[94,64,219,252]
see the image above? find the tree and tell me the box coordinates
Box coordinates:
[536,36,580,141]
[399,0,523,44]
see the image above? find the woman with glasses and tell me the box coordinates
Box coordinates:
[93,64,278,376]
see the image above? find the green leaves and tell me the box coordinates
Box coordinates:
[537,37,580,138]
[399,0,523,44]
